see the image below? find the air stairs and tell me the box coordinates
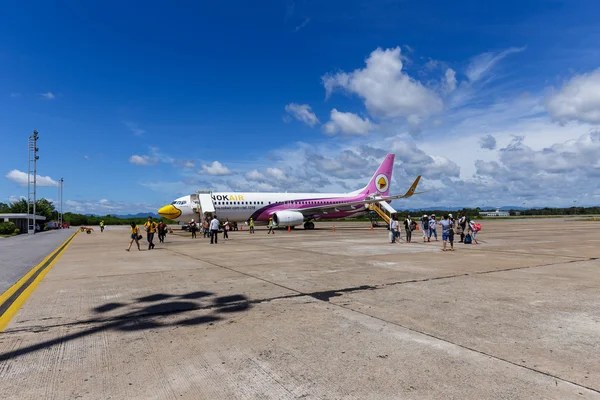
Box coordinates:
[368,201,396,226]
[190,190,215,221]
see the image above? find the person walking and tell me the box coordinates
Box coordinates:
[223,218,230,240]
[421,214,429,242]
[144,216,157,250]
[157,220,167,243]
[249,218,255,234]
[126,221,141,251]
[428,214,438,242]
[458,213,467,242]
[404,215,413,243]
[389,215,396,243]
[438,215,453,251]
[389,215,398,243]
[448,214,456,250]
[189,219,197,239]
[100,220,105,233]
[267,217,275,234]
[210,215,220,244]
[203,218,210,238]
[469,219,480,244]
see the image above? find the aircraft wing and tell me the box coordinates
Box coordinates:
[288,175,423,217]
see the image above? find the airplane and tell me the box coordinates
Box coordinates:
[157,154,422,229]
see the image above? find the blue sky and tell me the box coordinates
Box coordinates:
[2,0,600,213]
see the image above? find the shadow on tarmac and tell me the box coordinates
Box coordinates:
[0,290,251,361]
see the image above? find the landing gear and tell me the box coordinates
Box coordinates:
[304,221,315,230]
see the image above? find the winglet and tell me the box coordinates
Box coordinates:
[401,175,421,198]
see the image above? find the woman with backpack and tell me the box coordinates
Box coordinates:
[468,220,480,244]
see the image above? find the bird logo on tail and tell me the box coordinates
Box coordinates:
[374,174,389,194]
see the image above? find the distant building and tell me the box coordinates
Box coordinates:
[479,208,510,217]
[0,213,46,233]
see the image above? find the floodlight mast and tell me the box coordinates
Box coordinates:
[27,131,39,234]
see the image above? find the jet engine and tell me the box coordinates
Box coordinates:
[272,211,305,227]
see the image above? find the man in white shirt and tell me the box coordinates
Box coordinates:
[390,215,400,243]
[210,215,220,244]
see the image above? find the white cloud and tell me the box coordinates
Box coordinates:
[444,68,457,93]
[9,93,21,98]
[265,167,287,181]
[40,92,55,100]
[183,161,195,169]
[64,199,158,215]
[294,18,310,32]
[199,161,232,176]
[246,169,265,181]
[323,109,376,135]
[322,47,443,120]
[545,68,600,124]
[5,170,58,187]
[284,103,320,127]
[466,47,525,83]
[124,121,146,136]
[7,195,26,203]
[479,134,497,150]
[128,155,158,166]
[255,182,275,191]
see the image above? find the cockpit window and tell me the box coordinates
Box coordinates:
[171,200,187,205]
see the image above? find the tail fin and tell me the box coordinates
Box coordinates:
[360,154,395,196]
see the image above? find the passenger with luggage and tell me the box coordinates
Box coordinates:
[126,222,141,252]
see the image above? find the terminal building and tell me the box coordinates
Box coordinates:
[0,213,46,233]
[479,208,510,217]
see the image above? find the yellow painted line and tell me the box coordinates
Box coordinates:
[0,232,74,306]
[0,230,79,332]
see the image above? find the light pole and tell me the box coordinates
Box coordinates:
[59,178,64,227]
[27,130,39,234]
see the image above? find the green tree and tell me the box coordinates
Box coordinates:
[9,199,29,213]
[7,198,56,220]
[35,198,56,220]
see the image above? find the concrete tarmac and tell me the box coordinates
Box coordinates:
[0,229,73,293]
[0,219,599,399]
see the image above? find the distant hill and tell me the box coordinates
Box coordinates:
[400,206,537,212]
[117,212,161,219]
[85,213,161,219]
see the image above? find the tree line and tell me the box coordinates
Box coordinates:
[392,207,600,217]
[0,199,177,227]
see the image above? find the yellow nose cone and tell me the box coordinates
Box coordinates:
[158,204,182,219]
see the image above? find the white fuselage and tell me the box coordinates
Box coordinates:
[167,191,368,225]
